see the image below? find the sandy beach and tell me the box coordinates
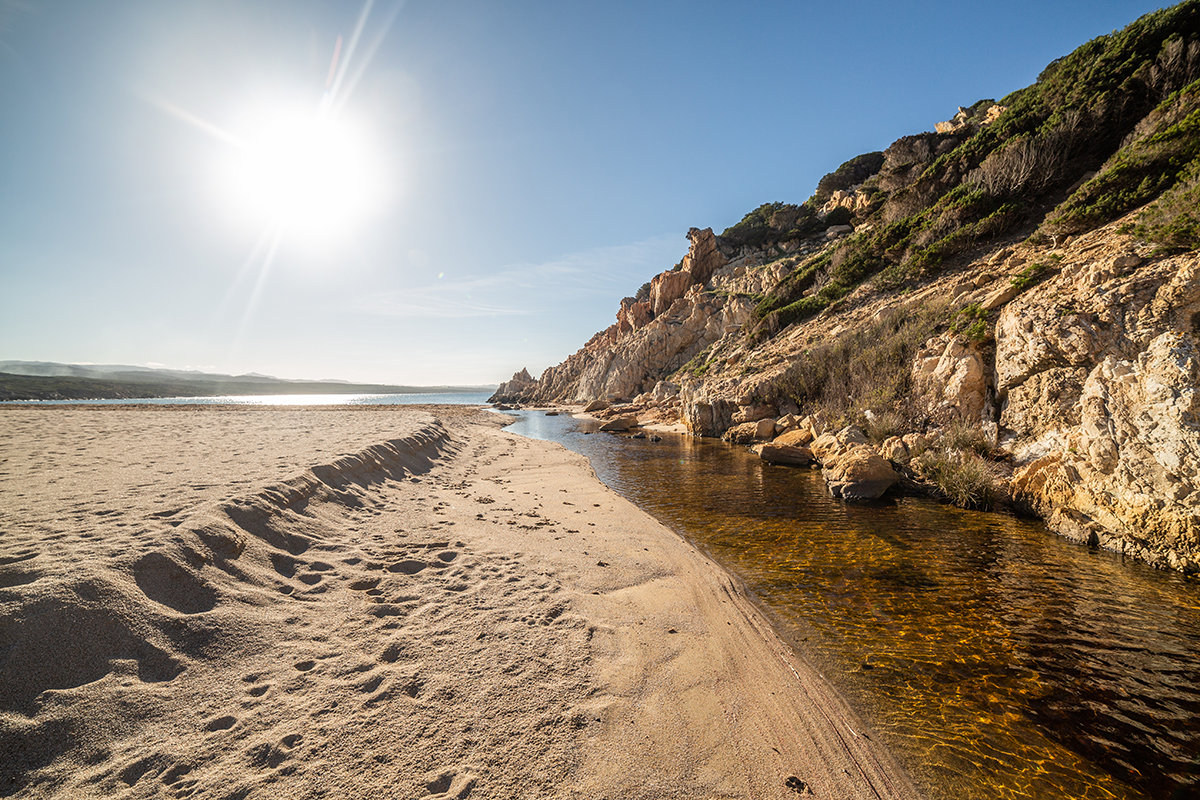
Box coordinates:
[0,404,919,799]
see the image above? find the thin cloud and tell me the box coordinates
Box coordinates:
[363,234,684,318]
[359,286,530,318]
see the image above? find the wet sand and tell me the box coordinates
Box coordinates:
[0,404,920,799]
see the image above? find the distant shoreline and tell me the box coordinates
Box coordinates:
[0,371,495,402]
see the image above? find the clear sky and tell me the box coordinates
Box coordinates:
[0,0,1173,385]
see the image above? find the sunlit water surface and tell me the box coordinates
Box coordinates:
[506,410,1200,800]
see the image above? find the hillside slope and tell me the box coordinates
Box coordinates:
[492,2,1200,574]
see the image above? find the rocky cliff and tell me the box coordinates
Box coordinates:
[494,2,1200,574]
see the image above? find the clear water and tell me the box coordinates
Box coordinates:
[3,391,494,406]
[505,410,1200,800]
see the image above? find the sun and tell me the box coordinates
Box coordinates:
[223,104,382,240]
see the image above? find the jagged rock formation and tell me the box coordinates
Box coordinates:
[502,3,1200,573]
[518,228,766,403]
[488,368,536,404]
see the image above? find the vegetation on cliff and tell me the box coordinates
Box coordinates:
[746,0,1200,335]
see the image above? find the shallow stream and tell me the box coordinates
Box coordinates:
[506,411,1200,800]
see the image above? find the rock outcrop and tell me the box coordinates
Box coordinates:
[489,368,537,404]
[997,247,1200,572]
[912,334,988,422]
[503,204,1200,572]
[822,444,900,501]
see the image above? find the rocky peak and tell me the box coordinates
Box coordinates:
[488,367,537,404]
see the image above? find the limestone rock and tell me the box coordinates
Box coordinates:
[754,418,777,440]
[722,422,762,445]
[822,444,900,501]
[775,428,814,448]
[912,334,987,422]
[880,436,910,464]
[583,399,609,413]
[760,444,815,466]
[489,368,538,404]
[732,403,776,425]
[810,426,868,461]
[995,246,1200,572]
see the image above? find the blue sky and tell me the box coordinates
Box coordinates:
[0,0,1172,385]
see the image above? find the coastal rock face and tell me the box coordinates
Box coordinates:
[1010,331,1200,571]
[504,209,1200,571]
[996,245,1200,571]
[912,334,987,422]
[521,228,740,404]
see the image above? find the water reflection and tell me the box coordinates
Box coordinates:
[506,411,1200,800]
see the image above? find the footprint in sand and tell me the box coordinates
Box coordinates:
[203,715,237,732]
[294,660,316,672]
[388,559,427,575]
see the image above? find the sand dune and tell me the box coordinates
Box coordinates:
[0,405,919,799]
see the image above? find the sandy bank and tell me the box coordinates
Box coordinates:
[0,405,919,799]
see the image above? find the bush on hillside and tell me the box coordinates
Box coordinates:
[815,152,886,200]
[720,202,824,248]
[774,299,950,425]
[1134,162,1200,248]
[740,3,1200,344]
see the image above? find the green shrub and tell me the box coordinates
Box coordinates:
[720,202,823,247]
[823,206,854,227]
[914,450,999,509]
[1133,157,1200,248]
[816,152,886,200]
[1011,261,1049,292]
[950,303,990,342]
[940,421,994,457]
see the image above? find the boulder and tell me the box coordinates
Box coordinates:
[822,444,900,501]
[599,416,638,432]
[754,418,777,440]
[722,422,762,445]
[809,426,868,461]
[583,399,609,413]
[759,444,815,466]
[774,428,814,447]
[880,436,910,464]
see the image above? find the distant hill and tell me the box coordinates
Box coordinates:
[0,362,494,401]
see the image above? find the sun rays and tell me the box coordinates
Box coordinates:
[151,0,401,359]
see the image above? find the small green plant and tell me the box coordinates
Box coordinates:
[1011,261,1049,292]
[950,303,989,341]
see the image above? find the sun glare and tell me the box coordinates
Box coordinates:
[223,104,382,241]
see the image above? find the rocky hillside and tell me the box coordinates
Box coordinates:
[492,2,1200,574]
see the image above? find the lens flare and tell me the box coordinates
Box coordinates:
[223,105,381,240]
